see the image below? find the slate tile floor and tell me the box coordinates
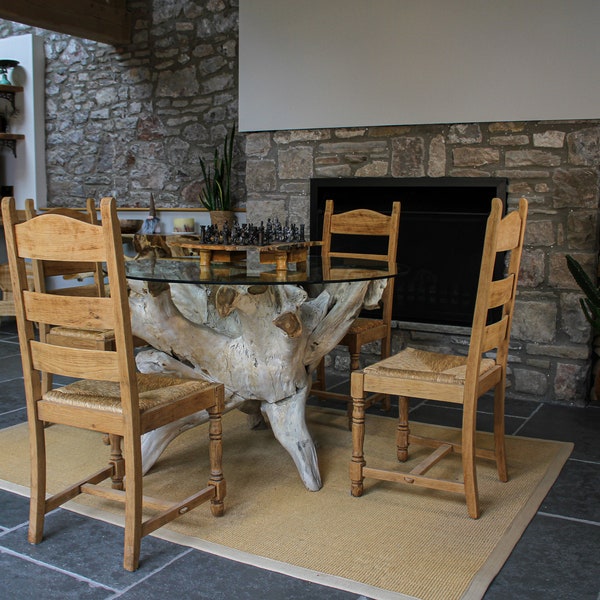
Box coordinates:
[0,320,598,599]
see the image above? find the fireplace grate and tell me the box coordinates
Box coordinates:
[310,177,507,327]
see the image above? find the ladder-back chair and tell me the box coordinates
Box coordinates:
[350,197,528,518]
[2,196,226,570]
[312,199,401,423]
[25,198,115,393]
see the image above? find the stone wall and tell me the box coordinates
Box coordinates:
[1,2,599,405]
[244,123,600,406]
[0,1,243,209]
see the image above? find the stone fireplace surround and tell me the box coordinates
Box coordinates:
[244,122,600,407]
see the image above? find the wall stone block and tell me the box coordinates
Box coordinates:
[391,137,424,176]
[334,128,367,138]
[525,220,555,246]
[567,210,598,250]
[512,299,557,343]
[552,168,598,209]
[518,249,546,288]
[549,251,584,289]
[513,368,548,395]
[245,132,272,157]
[566,126,600,165]
[533,130,565,148]
[490,135,529,146]
[278,146,314,180]
[452,147,499,167]
[447,123,482,144]
[246,159,277,192]
[274,130,331,144]
[505,150,561,167]
[560,292,592,345]
[427,135,446,177]
[488,122,527,133]
[527,344,590,360]
[315,164,352,177]
[318,140,388,155]
[554,362,589,402]
[356,161,389,177]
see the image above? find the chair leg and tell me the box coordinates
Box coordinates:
[207,403,225,517]
[462,403,480,519]
[108,434,125,490]
[314,358,326,392]
[397,396,410,462]
[350,372,366,497]
[122,437,143,572]
[349,351,361,371]
[28,420,47,544]
[493,382,508,482]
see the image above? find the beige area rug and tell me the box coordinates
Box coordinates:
[0,408,572,600]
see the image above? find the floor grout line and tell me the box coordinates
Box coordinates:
[0,546,118,593]
[537,511,600,528]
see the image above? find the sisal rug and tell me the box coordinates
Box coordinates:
[0,408,572,600]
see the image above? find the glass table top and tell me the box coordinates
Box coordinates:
[124,255,398,286]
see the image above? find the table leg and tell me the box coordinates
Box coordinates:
[260,386,322,491]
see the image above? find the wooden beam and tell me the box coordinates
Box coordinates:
[0,0,132,46]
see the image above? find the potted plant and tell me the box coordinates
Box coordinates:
[199,123,236,229]
[566,254,600,398]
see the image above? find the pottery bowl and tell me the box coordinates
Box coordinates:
[119,219,143,234]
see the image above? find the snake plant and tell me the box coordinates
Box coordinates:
[566,254,600,331]
[199,123,235,212]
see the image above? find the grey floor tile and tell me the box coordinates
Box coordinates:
[1,509,190,589]
[540,458,600,523]
[0,488,29,529]
[0,376,26,411]
[518,403,600,461]
[118,549,367,600]
[0,340,21,358]
[0,353,23,379]
[0,407,27,429]
[0,552,113,599]
[0,318,18,336]
[484,513,600,599]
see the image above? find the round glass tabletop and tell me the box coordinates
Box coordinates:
[124,255,398,286]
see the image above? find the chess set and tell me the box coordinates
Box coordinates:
[168,218,320,271]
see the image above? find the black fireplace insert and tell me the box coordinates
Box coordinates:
[310,177,507,327]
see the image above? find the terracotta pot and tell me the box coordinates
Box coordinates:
[210,210,235,230]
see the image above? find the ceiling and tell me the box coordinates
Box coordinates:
[0,0,131,45]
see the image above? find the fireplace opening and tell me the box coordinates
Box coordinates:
[310,177,508,328]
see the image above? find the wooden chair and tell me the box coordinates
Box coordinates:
[311,199,401,422]
[2,196,226,571]
[350,197,528,518]
[25,198,116,393]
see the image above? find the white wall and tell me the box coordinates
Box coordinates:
[0,33,46,208]
[239,0,600,131]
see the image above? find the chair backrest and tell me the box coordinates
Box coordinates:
[322,199,401,322]
[25,198,106,298]
[2,196,139,422]
[467,197,528,380]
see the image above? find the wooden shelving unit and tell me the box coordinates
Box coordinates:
[0,133,25,157]
[0,84,23,112]
[0,82,25,318]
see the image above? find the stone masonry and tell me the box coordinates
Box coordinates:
[1,2,598,406]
